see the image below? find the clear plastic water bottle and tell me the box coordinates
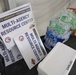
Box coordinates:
[44,25,71,50]
[44,27,64,50]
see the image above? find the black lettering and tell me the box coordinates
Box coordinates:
[0,42,10,62]
[1,31,7,36]
[25,32,40,61]
[33,49,40,61]
[11,20,15,25]
[8,50,15,62]
[2,22,11,29]
[30,33,34,40]
[21,18,33,26]
[35,44,42,56]
[16,15,29,23]
[5,55,10,62]
[25,32,34,49]
[1,24,21,36]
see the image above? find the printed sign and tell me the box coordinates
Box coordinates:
[0,40,22,66]
[14,27,47,69]
[0,3,35,49]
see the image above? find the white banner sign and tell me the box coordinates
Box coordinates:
[0,40,22,66]
[14,27,47,69]
[0,3,35,49]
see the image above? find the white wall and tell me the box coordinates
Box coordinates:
[0,0,75,36]
[15,0,69,36]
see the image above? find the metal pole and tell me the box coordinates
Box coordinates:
[3,0,17,11]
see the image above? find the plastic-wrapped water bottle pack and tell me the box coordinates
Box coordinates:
[44,9,76,50]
